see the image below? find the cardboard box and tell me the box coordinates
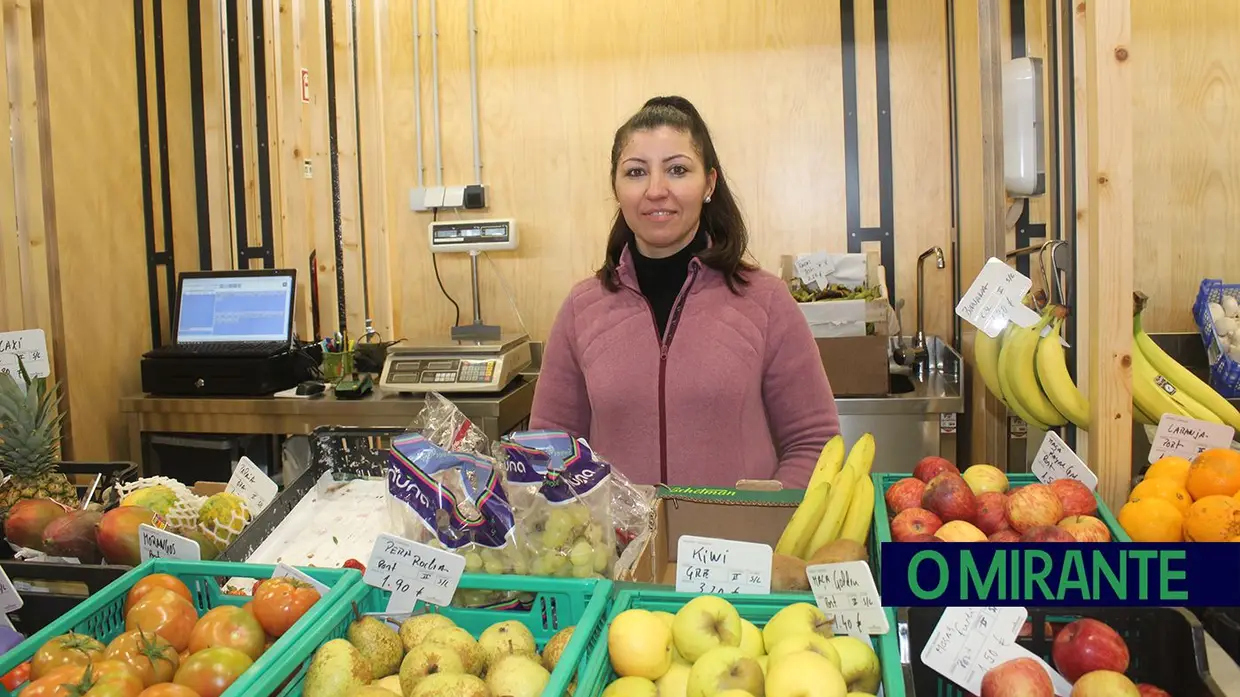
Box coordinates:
[619,485,802,585]
[815,335,891,397]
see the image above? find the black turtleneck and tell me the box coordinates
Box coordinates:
[632,229,708,339]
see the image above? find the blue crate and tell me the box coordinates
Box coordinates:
[1191,279,1240,398]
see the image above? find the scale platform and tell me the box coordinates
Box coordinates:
[378,334,532,394]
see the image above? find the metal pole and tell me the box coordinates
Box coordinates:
[470,251,483,324]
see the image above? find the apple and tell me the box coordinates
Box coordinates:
[757,655,768,675]
[738,619,764,658]
[484,654,549,697]
[672,596,742,663]
[934,520,988,542]
[478,620,537,669]
[826,636,881,693]
[1070,670,1139,696]
[609,609,674,679]
[1006,483,1064,533]
[1058,515,1111,542]
[424,626,485,675]
[1049,479,1098,517]
[922,473,978,523]
[685,646,765,697]
[766,633,840,669]
[963,464,1010,495]
[905,533,941,542]
[1137,684,1172,697]
[892,508,943,541]
[408,672,489,697]
[885,478,926,516]
[914,456,960,482]
[974,492,1011,535]
[1021,525,1075,542]
[601,676,658,697]
[980,657,1053,697]
[988,530,1021,542]
[764,649,848,697]
[653,611,688,664]
[715,691,754,697]
[761,602,832,654]
[1018,621,1055,639]
[654,661,690,696]
[1051,618,1130,682]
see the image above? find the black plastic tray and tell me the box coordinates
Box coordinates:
[1197,608,1240,669]
[899,606,1227,697]
[1,560,130,635]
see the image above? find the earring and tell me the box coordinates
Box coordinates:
[704,195,712,203]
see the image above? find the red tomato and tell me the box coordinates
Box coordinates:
[125,575,194,615]
[251,578,320,637]
[104,629,179,686]
[31,632,106,680]
[0,661,30,689]
[125,588,199,652]
[187,605,266,660]
[173,647,253,697]
[138,685,202,697]
[22,659,143,697]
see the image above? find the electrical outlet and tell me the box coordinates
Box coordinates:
[443,186,466,208]
[409,187,429,211]
[424,186,446,209]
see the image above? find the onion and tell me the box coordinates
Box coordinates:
[1224,295,1240,318]
[1211,302,1226,322]
[1215,317,1237,336]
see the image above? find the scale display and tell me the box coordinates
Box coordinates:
[378,335,532,394]
[428,218,517,253]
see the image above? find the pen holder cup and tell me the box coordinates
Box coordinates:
[320,350,354,381]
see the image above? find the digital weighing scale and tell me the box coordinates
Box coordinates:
[378,334,532,394]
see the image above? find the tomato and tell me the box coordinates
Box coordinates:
[251,578,319,637]
[22,659,143,697]
[105,629,179,686]
[31,632,106,680]
[187,606,266,660]
[125,575,194,615]
[125,587,199,652]
[0,661,30,689]
[173,647,253,697]
[137,685,201,697]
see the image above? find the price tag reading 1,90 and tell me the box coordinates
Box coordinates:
[364,533,466,609]
[805,561,889,636]
[675,536,772,595]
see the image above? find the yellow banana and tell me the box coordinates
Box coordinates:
[1133,401,1157,426]
[997,313,1062,430]
[1035,314,1090,430]
[840,474,875,546]
[973,328,1007,406]
[775,480,833,558]
[1166,381,1225,425]
[1131,347,1191,423]
[805,467,859,558]
[843,433,876,479]
[1135,310,1240,430]
[805,436,845,493]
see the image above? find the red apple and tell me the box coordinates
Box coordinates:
[1006,483,1064,533]
[914,456,959,483]
[988,530,1022,542]
[904,533,940,542]
[1137,684,1171,697]
[980,657,1053,697]
[1058,515,1111,543]
[974,492,1010,535]
[934,520,987,542]
[1049,478,1098,517]
[885,477,926,517]
[1051,618,1130,682]
[1021,525,1075,542]
[891,508,943,541]
[1072,670,1139,697]
[922,473,977,523]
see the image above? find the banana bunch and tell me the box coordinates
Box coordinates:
[775,433,876,560]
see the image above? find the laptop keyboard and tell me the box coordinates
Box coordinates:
[146,341,289,358]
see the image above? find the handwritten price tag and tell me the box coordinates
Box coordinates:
[272,563,331,596]
[793,253,838,291]
[363,533,466,608]
[920,607,1071,697]
[138,524,201,562]
[0,566,23,614]
[675,536,772,595]
[955,258,1036,337]
[1031,431,1098,490]
[1148,414,1235,464]
[805,561,889,635]
[226,457,279,516]
[0,329,50,377]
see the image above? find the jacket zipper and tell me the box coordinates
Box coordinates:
[637,265,700,484]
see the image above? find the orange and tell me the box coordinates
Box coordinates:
[1183,495,1240,542]
[1117,498,1184,542]
[1185,449,1240,500]
[1128,478,1192,514]
[1144,456,1192,487]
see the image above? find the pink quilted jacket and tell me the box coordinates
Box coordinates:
[529,247,840,488]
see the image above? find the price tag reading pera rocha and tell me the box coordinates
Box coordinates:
[805,561,889,635]
[955,258,1036,337]
[921,607,1072,697]
[225,457,279,516]
[675,536,772,595]
[272,563,331,596]
[138,524,201,562]
[363,533,466,608]
[1031,431,1098,490]
[1148,414,1236,464]
[0,565,23,614]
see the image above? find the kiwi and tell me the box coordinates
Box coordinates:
[770,553,811,591]
[807,539,868,566]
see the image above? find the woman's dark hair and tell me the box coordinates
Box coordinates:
[596,96,756,293]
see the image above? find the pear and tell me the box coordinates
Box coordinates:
[348,688,400,697]
[423,626,484,675]
[348,616,404,679]
[374,676,403,694]
[410,672,489,697]
[400,642,466,696]
[485,654,550,697]
[478,620,537,669]
[541,626,574,672]
[304,638,372,697]
[399,614,456,651]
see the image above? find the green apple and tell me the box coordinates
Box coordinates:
[478,619,537,669]
[409,672,489,697]
[672,596,743,663]
[764,650,847,697]
[602,676,659,697]
[716,692,756,697]
[757,656,769,676]
[654,611,689,664]
[424,626,485,676]
[685,646,764,697]
[655,662,691,697]
[767,633,841,669]
[826,636,881,694]
[484,654,550,697]
[738,619,764,658]
[761,603,833,654]
[608,609,674,680]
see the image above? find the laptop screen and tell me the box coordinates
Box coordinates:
[176,274,293,343]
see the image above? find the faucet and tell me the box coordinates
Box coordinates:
[915,246,946,352]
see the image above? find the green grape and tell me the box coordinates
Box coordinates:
[571,564,594,579]
[554,563,573,578]
[525,531,544,551]
[530,556,550,576]
[542,552,568,574]
[480,548,501,564]
[585,523,604,544]
[484,558,505,575]
[464,551,483,572]
[510,556,530,575]
[568,540,593,567]
[543,510,574,549]
[567,503,591,526]
[593,547,610,573]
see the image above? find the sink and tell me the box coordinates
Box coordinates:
[889,373,916,395]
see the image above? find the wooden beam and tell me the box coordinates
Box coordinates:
[0,3,20,330]
[1083,0,1134,512]
[357,0,393,341]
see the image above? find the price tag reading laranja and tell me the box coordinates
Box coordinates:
[1148,414,1235,465]
[0,565,23,614]
[363,533,466,607]
[805,561,889,635]
[1031,431,1098,490]
[675,536,772,595]
[138,524,201,563]
[955,258,1035,337]
[225,457,279,516]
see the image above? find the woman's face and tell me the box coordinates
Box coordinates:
[614,126,716,259]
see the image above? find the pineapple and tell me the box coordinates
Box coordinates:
[0,358,78,521]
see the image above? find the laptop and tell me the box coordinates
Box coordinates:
[145,269,297,359]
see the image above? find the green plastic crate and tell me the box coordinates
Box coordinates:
[869,472,1132,586]
[0,559,362,697]
[576,588,905,697]
[276,573,614,696]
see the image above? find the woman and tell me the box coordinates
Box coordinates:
[530,96,840,488]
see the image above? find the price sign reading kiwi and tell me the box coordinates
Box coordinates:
[805,561,888,635]
[364,533,466,608]
[675,536,772,595]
